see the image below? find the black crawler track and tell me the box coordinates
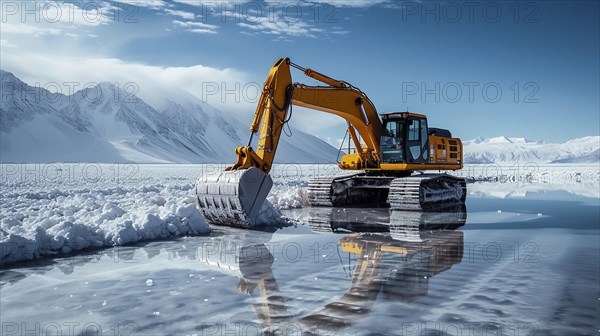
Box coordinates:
[307,173,466,210]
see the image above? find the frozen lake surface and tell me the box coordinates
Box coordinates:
[1,164,599,335]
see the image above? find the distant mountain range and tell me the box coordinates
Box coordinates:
[463,136,599,163]
[1,70,597,164]
[0,70,339,163]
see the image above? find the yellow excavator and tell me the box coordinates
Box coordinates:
[196,58,466,228]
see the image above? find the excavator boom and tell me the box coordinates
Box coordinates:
[227,58,383,174]
[196,58,385,228]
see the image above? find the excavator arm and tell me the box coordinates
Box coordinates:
[227,58,383,174]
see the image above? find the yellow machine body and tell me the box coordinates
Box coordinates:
[196,58,466,228]
[228,59,462,174]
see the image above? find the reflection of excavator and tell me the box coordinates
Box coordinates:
[299,230,464,332]
[196,208,465,334]
[308,205,467,241]
[198,231,292,332]
[196,58,466,228]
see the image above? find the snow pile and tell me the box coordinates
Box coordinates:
[0,164,304,265]
[256,200,290,226]
[0,165,211,265]
[267,187,306,209]
[0,191,209,264]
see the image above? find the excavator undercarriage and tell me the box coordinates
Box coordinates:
[196,170,467,229]
[307,173,466,210]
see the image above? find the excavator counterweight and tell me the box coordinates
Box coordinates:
[195,58,467,228]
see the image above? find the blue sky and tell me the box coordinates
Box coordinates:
[1,0,598,143]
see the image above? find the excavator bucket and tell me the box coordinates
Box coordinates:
[195,167,273,229]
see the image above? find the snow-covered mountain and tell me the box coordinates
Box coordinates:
[2,70,597,164]
[463,136,599,163]
[0,70,339,163]
[552,149,599,163]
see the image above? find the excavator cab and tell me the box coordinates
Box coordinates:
[380,113,430,164]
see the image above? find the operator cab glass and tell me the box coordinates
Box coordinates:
[380,113,430,164]
[407,118,429,163]
[381,119,405,163]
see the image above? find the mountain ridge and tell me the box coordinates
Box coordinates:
[0,70,339,163]
[2,70,597,164]
[463,135,599,163]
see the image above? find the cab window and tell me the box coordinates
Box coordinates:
[409,119,420,141]
[381,120,405,163]
[385,121,398,137]
[407,118,429,162]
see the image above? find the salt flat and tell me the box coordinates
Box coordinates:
[1,163,598,265]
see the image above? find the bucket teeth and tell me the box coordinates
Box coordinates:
[195,167,273,229]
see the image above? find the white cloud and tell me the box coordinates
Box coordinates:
[188,28,218,34]
[37,1,115,26]
[1,49,254,114]
[111,0,167,9]
[173,19,219,33]
[0,23,62,36]
[164,8,196,19]
[303,0,391,8]
[0,1,116,39]
[271,35,293,42]
[0,0,356,135]
[167,0,387,38]
[237,14,323,38]
[330,26,349,34]
[1,47,347,136]
[0,40,16,48]
[172,0,253,6]
[173,20,218,29]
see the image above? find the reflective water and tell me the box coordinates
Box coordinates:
[1,192,599,336]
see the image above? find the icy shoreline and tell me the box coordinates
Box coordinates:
[1,163,598,265]
[0,182,211,265]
